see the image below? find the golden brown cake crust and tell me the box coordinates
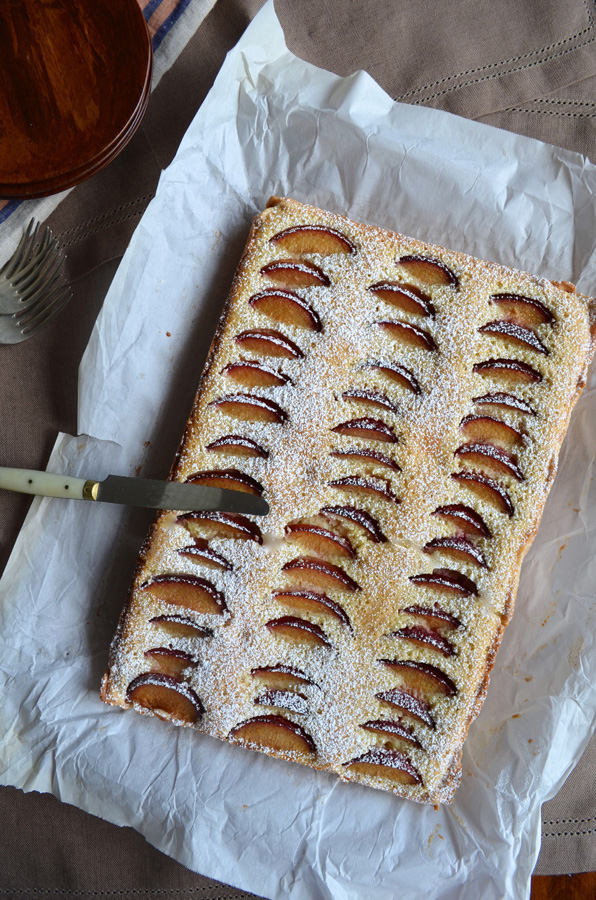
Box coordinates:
[101,197,596,804]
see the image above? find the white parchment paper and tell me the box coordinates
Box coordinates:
[2,3,596,898]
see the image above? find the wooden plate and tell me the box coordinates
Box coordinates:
[0,0,153,199]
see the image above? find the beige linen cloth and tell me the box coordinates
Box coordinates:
[1,0,596,891]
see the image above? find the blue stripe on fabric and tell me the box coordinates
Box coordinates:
[152,0,193,50]
[0,201,21,226]
[142,0,163,22]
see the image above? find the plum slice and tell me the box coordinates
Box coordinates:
[149,614,213,640]
[343,748,422,785]
[229,714,316,754]
[272,589,352,629]
[377,320,436,351]
[432,503,491,538]
[126,673,203,724]
[376,688,435,728]
[329,475,400,505]
[269,224,356,255]
[472,391,536,416]
[177,541,232,571]
[389,626,455,657]
[206,434,268,459]
[451,471,514,517]
[266,615,332,649]
[234,329,303,359]
[330,447,401,473]
[209,393,287,424]
[490,293,555,327]
[185,468,264,496]
[221,361,290,388]
[284,523,355,560]
[423,535,488,568]
[409,568,478,597]
[144,647,198,678]
[401,604,461,632]
[140,574,227,615]
[331,416,398,444]
[248,289,321,331]
[368,281,434,316]
[251,664,316,691]
[177,510,263,542]
[365,361,421,394]
[360,719,422,749]
[254,689,309,716]
[281,557,360,592]
[454,442,524,481]
[341,389,398,413]
[397,255,458,288]
[320,504,387,543]
[260,259,330,288]
[473,358,542,384]
[478,320,549,355]
[460,414,523,449]
[379,659,457,697]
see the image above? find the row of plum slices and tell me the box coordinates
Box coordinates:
[414,290,554,588]
[363,254,460,400]
[173,225,361,489]
[125,223,358,737]
[406,291,555,598]
[411,289,555,600]
[349,290,558,784]
[309,257,456,786]
[217,224,368,760]
[337,282,556,788]
[228,251,462,782]
[326,256,456,516]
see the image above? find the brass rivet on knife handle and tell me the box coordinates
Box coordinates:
[82,480,100,501]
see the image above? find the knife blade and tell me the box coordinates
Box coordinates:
[0,467,269,516]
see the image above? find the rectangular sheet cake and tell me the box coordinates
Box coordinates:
[101,197,596,804]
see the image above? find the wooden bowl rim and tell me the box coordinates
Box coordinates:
[0,0,153,199]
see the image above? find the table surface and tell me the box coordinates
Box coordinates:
[532,873,596,899]
[1,0,596,896]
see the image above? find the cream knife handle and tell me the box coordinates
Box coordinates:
[0,467,97,500]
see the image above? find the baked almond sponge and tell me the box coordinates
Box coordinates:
[101,196,596,804]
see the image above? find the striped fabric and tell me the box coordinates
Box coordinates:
[0,201,20,229]
[0,0,204,227]
[141,0,195,51]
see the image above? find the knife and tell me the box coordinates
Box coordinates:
[0,467,269,516]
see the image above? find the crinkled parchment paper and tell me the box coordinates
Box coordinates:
[2,3,596,898]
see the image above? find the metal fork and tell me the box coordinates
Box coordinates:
[0,285,72,344]
[0,220,72,342]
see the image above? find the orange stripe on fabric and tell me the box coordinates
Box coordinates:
[147,0,180,36]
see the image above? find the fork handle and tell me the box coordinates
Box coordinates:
[0,467,89,500]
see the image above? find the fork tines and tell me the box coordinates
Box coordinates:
[0,219,72,342]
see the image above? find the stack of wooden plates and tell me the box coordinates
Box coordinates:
[0,0,153,199]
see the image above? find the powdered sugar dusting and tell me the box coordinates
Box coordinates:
[101,197,596,806]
